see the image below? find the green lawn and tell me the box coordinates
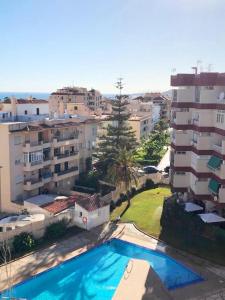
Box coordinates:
[110,187,171,238]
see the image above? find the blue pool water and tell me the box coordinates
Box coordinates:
[1,239,203,300]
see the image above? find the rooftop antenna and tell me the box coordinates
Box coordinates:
[208,64,213,72]
[171,68,176,74]
[192,66,198,75]
[197,60,202,73]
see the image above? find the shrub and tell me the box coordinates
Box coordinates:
[131,187,137,196]
[145,179,155,189]
[13,232,36,254]
[110,200,116,212]
[44,219,67,240]
[116,198,122,206]
[119,193,127,202]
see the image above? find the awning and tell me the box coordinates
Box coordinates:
[198,213,225,223]
[207,155,222,170]
[184,202,204,212]
[208,179,220,194]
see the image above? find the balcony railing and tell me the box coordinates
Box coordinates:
[54,134,79,142]
[56,166,78,176]
[56,151,78,159]
[24,178,42,185]
[42,172,52,179]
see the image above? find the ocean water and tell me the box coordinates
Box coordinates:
[0,239,203,300]
[0,92,50,100]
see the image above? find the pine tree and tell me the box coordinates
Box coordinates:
[95,79,137,175]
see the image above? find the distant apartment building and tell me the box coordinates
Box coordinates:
[0,117,98,213]
[127,100,160,141]
[49,86,104,118]
[142,92,171,121]
[0,97,49,122]
[170,72,225,216]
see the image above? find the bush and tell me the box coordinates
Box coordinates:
[145,179,155,189]
[119,193,127,202]
[13,232,36,254]
[116,198,122,206]
[44,220,67,240]
[110,200,116,212]
[131,187,137,196]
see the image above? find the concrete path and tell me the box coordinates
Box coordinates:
[157,146,170,171]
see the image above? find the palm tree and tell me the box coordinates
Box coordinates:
[106,148,138,207]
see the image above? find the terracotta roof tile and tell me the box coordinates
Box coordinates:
[41,194,108,214]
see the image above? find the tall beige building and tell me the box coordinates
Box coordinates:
[49,87,104,118]
[0,117,98,213]
[170,72,225,216]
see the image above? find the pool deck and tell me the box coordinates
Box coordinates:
[0,223,225,299]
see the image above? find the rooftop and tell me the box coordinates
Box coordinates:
[40,193,108,214]
[171,72,225,86]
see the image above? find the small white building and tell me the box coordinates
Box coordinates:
[74,194,110,230]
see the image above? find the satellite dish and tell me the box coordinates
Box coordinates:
[219,92,225,101]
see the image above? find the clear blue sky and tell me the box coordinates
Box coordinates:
[0,0,225,93]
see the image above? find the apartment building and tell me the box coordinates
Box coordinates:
[0,117,98,213]
[49,86,104,118]
[126,100,160,141]
[0,97,49,122]
[142,92,171,121]
[170,72,225,216]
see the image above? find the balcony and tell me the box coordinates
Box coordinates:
[24,178,43,191]
[23,140,51,152]
[53,135,79,147]
[173,112,192,126]
[194,136,212,151]
[174,152,191,167]
[172,131,191,146]
[24,160,43,171]
[53,166,79,182]
[42,172,52,183]
[53,151,79,164]
[172,173,189,188]
[190,180,210,195]
[213,141,225,155]
[175,88,195,103]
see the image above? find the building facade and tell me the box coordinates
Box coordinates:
[170,72,225,216]
[0,97,49,122]
[48,87,104,118]
[143,92,171,121]
[127,100,160,141]
[0,117,98,213]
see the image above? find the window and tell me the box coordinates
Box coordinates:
[79,212,82,217]
[36,108,40,115]
[176,151,186,154]
[216,113,224,124]
[74,106,78,110]
[176,172,186,175]
[24,110,27,115]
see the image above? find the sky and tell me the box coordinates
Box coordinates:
[0,0,225,94]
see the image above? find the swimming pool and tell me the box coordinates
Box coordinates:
[1,238,203,299]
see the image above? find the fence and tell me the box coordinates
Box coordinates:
[0,210,73,243]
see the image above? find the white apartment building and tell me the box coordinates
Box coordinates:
[0,117,98,213]
[49,86,104,118]
[170,72,225,216]
[0,97,49,122]
[142,93,171,121]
